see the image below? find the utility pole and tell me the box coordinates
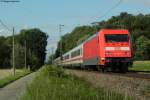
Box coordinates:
[59,24,64,60]
[12,27,15,76]
[0,0,20,76]
[51,47,54,64]
[24,40,27,69]
[91,22,99,33]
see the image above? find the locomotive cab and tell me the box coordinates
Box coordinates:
[103,31,133,72]
[105,34,131,57]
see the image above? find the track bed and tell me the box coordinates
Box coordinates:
[66,69,150,100]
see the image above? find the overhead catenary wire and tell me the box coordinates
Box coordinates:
[0,19,12,31]
[97,0,123,19]
[0,0,20,3]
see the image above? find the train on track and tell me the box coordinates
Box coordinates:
[54,29,133,73]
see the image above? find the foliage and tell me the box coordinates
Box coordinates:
[0,28,48,70]
[55,12,150,60]
[0,36,11,68]
[134,36,150,60]
[47,54,55,64]
[12,43,25,69]
[17,28,48,70]
[21,65,133,100]
[55,26,96,58]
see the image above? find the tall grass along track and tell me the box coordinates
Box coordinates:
[21,65,134,100]
[66,69,150,100]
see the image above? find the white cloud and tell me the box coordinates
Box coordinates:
[0,28,12,37]
[124,0,150,7]
[0,29,4,33]
[47,43,57,51]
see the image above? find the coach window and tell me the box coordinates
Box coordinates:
[64,55,69,60]
[77,49,80,56]
[71,52,74,58]
[71,49,80,58]
[80,48,82,55]
[66,55,69,59]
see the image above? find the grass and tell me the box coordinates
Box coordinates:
[0,69,30,88]
[130,61,150,72]
[0,69,14,80]
[21,65,134,100]
[141,85,150,98]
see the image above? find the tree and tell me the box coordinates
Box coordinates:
[55,26,96,58]
[0,36,11,68]
[47,54,55,64]
[17,28,48,70]
[12,43,25,69]
[135,36,150,60]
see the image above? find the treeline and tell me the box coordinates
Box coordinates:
[0,28,48,70]
[55,12,150,60]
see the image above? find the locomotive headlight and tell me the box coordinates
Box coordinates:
[121,47,130,51]
[105,47,115,51]
[101,58,105,60]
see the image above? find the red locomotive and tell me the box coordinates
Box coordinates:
[54,29,133,72]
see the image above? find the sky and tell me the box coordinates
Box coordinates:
[0,0,150,60]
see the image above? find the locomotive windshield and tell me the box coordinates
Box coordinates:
[105,34,128,42]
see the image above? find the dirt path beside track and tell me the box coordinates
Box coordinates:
[66,69,150,100]
[0,72,36,100]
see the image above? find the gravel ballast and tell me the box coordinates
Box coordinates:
[66,69,150,100]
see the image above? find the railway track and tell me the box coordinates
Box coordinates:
[67,68,150,80]
[104,71,150,80]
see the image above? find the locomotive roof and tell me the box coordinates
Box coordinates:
[84,32,99,43]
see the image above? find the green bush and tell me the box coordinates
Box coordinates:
[40,65,66,78]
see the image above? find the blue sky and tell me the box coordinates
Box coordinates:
[0,0,150,60]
